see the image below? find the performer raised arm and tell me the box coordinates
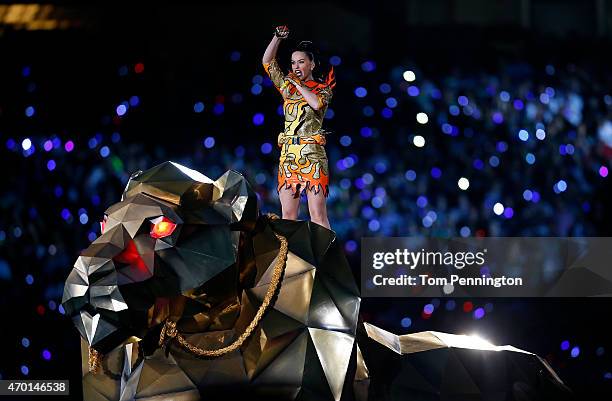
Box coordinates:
[262,26,336,229]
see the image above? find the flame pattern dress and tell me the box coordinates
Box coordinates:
[263,58,335,198]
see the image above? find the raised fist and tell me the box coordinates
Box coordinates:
[274,25,289,39]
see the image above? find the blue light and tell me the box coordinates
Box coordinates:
[42,349,52,360]
[361,61,376,72]
[21,366,29,376]
[489,156,500,167]
[253,113,265,126]
[235,146,245,157]
[80,214,89,225]
[362,106,374,117]
[379,83,391,94]
[354,87,367,98]
[260,142,272,154]
[88,232,97,242]
[47,160,56,171]
[407,86,420,96]
[404,170,416,181]
[22,337,30,348]
[496,141,508,152]
[360,127,373,138]
[325,109,335,119]
[557,180,567,192]
[536,129,546,140]
[381,108,392,118]
[22,138,32,151]
[22,66,31,77]
[442,123,453,135]
[329,56,342,66]
[118,65,129,76]
[340,178,351,189]
[518,129,529,141]
[430,167,442,179]
[252,75,263,85]
[513,99,524,110]
[460,226,471,237]
[88,138,98,149]
[368,219,380,231]
[26,274,34,285]
[194,102,205,113]
[111,132,121,143]
[277,105,284,116]
[371,197,383,208]
[61,209,71,220]
[345,240,357,252]
[492,112,503,124]
[400,317,412,328]
[561,340,570,351]
[417,196,428,208]
[385,97,398,108]
[523,189,533,201]
[449,105,460,116]
[116,105,127,116]
[525,153,535,164]
[213,104,225,115]
[25,106,35,117]
[251,84,263,95]
[129,96,140,106]
[230,51,241,62]
[570,346,580,358]
[422,216,433,227]
[423,304,434,314]
[499,91,510,102]
[204,137,215,148]
[473,159,484,170]
[340,136,352,147]
[458,96,469,106]
[565,144,575,154]
[100,146,110,158]
[445,300,456,311]
[545,65,555,75]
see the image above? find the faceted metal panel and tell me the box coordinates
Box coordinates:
[359,322,574,401]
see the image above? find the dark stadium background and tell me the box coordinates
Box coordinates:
[1,1,611,398]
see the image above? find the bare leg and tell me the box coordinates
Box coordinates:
[279,186,300,220]
[307,189,330,229]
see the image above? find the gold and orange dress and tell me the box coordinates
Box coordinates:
[263,58,335,198]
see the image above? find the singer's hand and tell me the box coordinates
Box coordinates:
[274,25,289,39]
[286,72,302,88]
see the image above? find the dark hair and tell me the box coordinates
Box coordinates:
[293,41,316,61]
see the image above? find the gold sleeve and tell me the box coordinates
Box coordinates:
[263,58,286,91]
[316,86,333,109]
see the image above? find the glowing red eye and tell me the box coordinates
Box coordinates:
[100,216,108,234]
[150,217,177,239]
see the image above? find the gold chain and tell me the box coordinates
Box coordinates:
[88,346,101,373]
[159,223,287,358]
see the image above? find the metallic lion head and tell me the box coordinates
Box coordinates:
[62,161,258,354]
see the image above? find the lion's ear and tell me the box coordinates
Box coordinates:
[211,170,259,231]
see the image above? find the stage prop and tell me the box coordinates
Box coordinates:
[62,162,572,401]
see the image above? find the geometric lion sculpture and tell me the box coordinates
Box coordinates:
[62,161,572,401]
